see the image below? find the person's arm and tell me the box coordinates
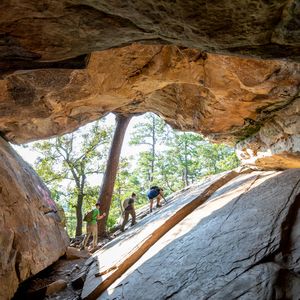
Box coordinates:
[97,212,106,220]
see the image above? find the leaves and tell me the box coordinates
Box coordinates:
[128,114,240,196]
[31,119,113,236]
[28,113,240,236]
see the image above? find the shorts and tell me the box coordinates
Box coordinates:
[147,189,159,200]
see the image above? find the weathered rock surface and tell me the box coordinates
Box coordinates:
[236,99,300,169]
[66,246,90,260]
[0,1,299,169]
[81,170,241,300]
[45,279,67,296]
[0,44,299,165]
[97,169,300,300]
[0,0,299,71]
[0,136,69,300]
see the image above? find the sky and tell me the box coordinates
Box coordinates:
[13,113,148,166]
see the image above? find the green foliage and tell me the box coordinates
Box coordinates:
[129,114,240,196]
[31,119,113,237]
[130,113,168,183]
[28,113,240,236]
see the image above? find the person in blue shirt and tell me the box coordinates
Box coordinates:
[147,186,164,213]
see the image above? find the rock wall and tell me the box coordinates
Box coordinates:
[0,137,69,300]
[96,169,300,300]
[236,98,300,169]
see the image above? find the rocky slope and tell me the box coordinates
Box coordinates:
[0,137,69,300]
[79,169,300,300]
[0,2,299,299]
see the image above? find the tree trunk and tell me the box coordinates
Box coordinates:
[117,174,124,214]
[98,114,132,237]
[184,134,189,186]
[150,115,156,183]
[75,192,84,236]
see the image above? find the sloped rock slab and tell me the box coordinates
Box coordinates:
[98,169,300,300]
[81,170,243,300]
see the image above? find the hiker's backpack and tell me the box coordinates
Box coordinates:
[83,210,93,222]
[123,198,129,210]
[150,186,159,190]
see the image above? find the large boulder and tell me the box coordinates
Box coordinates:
[0,136,69,300]
[96,169,300,299]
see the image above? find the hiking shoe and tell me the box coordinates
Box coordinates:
[156,204,162,208]
[131,222,137,226]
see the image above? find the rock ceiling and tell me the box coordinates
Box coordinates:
[0,44,298,145]
[1,0,299,69]
[0,0,299,168]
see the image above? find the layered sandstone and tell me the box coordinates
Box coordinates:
[236,99,300,169]
[0,0,299,73]
[0,44,299,168]
[0,1,299,168]
[0,137,69,300]
[82,171,241,300]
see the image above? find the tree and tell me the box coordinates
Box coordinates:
[107,157,145,229]
[164,131,205,187]
[146,131,240,194]
[197,143,240,175]
[130,113,166,183]
[97,114,132,237]
[32,121,112,236]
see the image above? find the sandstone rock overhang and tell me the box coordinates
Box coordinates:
[1,44,299,144]
[0,1,299,169]
[0,0,299,69]
[0,44,299,168]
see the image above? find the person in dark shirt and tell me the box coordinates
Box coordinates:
[147,186,164,213]
[121,193,137,232]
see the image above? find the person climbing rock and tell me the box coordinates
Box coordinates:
[121,193,137,232]
[147,186,164,213]
[81,203,106,250]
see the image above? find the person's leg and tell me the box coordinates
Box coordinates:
[91,224,98,248]
[149,198,154,212]
[82,224,91,248]
[121,211,129,231]
[156,194,162,207]
[130,209,136,226]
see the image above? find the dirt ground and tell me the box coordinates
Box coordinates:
[12,229,122,300]
[13,256,86,300]
[12,207,149,300]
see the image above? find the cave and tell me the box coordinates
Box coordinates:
[0,1,299,299]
